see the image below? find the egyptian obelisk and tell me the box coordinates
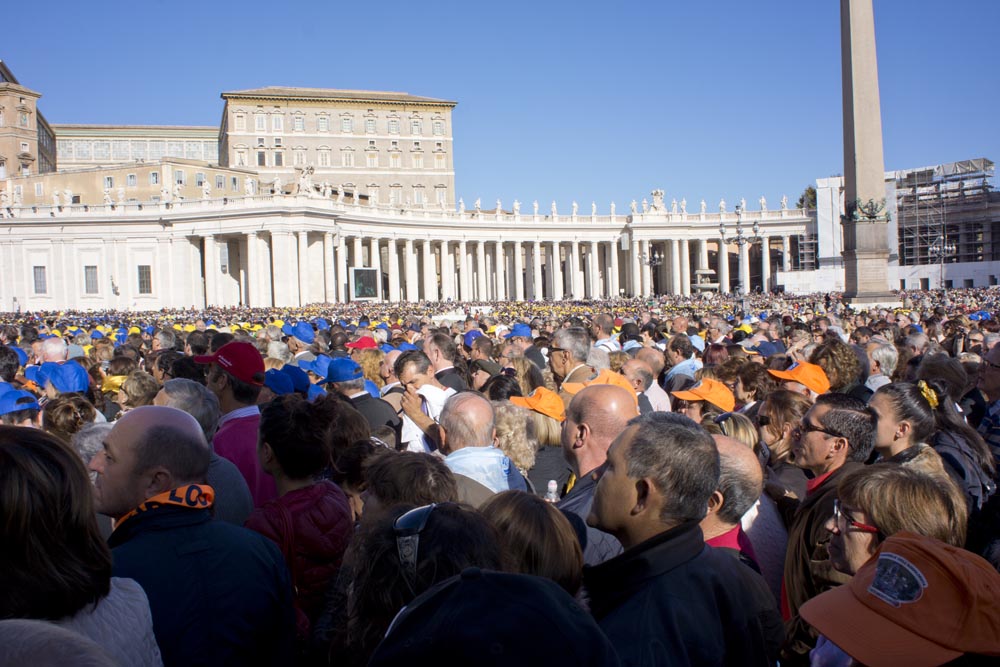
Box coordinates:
[840,0,896,305]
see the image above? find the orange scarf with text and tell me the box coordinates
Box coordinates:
[114,484,215,532]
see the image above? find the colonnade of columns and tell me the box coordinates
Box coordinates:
[198,231,798,307]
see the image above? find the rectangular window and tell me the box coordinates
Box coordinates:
[433,120,444,136]
[412,154,423,169]
[435,154,447,169]
[294,150,305,166]
[274,138,282,147]
[113,140,130,160]
[318,151,330,167]
[215,175,224,189]
[390,153,401,169]
[341,118,353,133]
[413,188,424,204]
[389,187,402,205]
[34,182,43,196]
[342,151,354,167]
[293,116,304,131]
[388,118,399,134]
[365,118,376,134]
[367,153,378,168]
[33,266,47,294]
[195,172,206,186]
[255,114,266,131]
[272,115,283,132]
[103,176,114,189]
[174,170,185,185]
[231,177,239,192]
[235,114,246,131]
[137,265,152,294]
[257,136,266,147]
[126,173,137,187]
[257,151,267,167]
[410,120,422,135]
[0,161,5,179]
[317,116,329,132]
[20,142,30,153]
[274,152,283,167]
[436,188,448,206]
[150,171,159,186]
[94,142,111,159]
[84,266,99,295]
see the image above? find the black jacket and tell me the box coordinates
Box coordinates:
[585,520,783,666]
[349,392,403,446]
[556,462,623,565]
[435,367,468,392]
[109,505,295,666]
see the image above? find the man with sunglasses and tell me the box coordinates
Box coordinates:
[780,393,875,666]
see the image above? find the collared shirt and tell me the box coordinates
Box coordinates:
[595,337,621,352]
[665,356,702,382]
[380,381,401,396]
[218,404,260,429]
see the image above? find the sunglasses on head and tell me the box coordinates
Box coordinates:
[394,503,439,589]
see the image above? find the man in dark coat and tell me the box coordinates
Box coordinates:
[424,332,468,392]
[585,412,783,666]
[89,406,295,666]
[326,357,402,447]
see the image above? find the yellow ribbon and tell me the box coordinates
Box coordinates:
[917,380,938,410]
[101,375,127,394]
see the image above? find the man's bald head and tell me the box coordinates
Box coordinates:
[439,392,496,453]
[115,405,211,485]
[567,385,639,447]
[711,434,764,525]
[635,347,665,376]
[621,359,654,393]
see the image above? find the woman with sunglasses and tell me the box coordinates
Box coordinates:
[826,464,967,576]
[755,389,810,500]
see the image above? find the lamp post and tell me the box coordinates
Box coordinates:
[928,236,955,291]
[719,201,761,296]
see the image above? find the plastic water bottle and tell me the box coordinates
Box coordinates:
[545,480,560,503]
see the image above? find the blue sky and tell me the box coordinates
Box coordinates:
[6,0,997,211]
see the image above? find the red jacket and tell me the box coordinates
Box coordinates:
[213,413,277,507]
[244,480,353,635]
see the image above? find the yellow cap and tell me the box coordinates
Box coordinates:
[183,324,196,332]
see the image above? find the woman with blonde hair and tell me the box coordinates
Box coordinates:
[492,402,537,490]
[354,348,385,391]
[505,356,544,395]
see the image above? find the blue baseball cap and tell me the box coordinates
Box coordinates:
[279,365,311,393]
[325,358,364,383]
[397,342,418,352]
[4,346,27,367]
[281,322,316,344]
[464,330,484,348]
[307,384,327,401]
[264,369,295,396]
[39,362,90,394]
[0,390,40,416]
[0,381,14,397]
[505,323,533,340]
[299,355,332,378]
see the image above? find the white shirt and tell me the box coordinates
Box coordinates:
[402,384,456,453]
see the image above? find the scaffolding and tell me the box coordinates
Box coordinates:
[896,158,998,268]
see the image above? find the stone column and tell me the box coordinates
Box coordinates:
[782,235,791,271]
[588,240,599,298]
[608,241,620,298]
[387,239,400,302]
[494,242,506,301]
[422,239,436,301]
[640,240,653,296]
[630,239,641,297]
[841,0,892,302]
[297,232,309,306]
[550,242,563,300]
[203,235,219,307]
[680,239,691,296]
[532,241,543,300]
[476,241,487,301]
[367,237,380,300]
[323,232,335,303]
[336,235,347,302]
[761,237,771,293]
[458,240,469,301]
[718,238,730,294]
[245,232,259,307]
[353,236,364,267]
[738,242,750,295]
[513,242,525,301]
[441,242,454,301]
[670,239,682,295]
[698,238,710,272]
[567,240,580,298]
[404,238,419,302]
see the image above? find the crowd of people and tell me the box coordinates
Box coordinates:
[3,288,1000,666]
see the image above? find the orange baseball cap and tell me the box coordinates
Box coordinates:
[768,361,830,395]
[510,387,565,422]
[671,378,735,412]
[800,532,1000,666]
